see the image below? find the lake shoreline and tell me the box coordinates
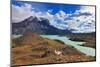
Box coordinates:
[12,33,96,66]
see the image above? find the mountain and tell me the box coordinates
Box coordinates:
[12,16,71,35]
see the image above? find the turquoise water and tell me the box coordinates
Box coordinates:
[40,35,85,46]
[12,35,22,38]
[40,35,95,56]
[12,35,95,56]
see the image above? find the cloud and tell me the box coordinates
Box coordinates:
[48,10,53,13]
[58,10,66,18]
[49,6,95,33]
[55,10,66,20]
[12,3,34,22]
[75,6,95,15]
[12,3,95,33]
[69,6,95,33]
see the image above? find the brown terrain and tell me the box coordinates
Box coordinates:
[12,32,95,66]
[66,34,96,48]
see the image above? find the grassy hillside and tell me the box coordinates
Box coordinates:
[12,32,95,66]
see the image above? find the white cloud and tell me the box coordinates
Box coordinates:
[12,3,54,23]
[48,10,53,13]
[70,6,95,33]
[35,11,54,22]
[58,10,66,18]
[12,3,34,22]
[75,6,95,15]
[50,6,95,33]
[12,3,95,33]
[55,10,66,20]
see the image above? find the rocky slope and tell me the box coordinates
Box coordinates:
[12,16,71,35]
[12,32,95,66]
[66,33,96,48]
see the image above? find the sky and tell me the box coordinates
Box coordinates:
[12,0,80,14]
[12,0,96,33]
